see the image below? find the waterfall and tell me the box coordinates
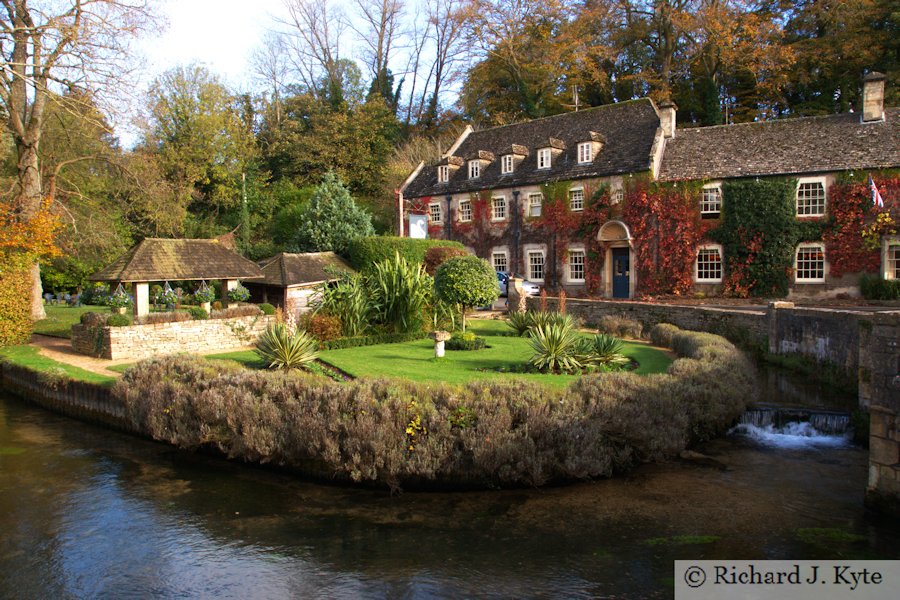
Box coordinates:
[730,407,853,448]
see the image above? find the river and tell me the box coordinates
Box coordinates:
[0,373,897,598]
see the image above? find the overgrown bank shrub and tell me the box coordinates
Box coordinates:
[116,324,755,490]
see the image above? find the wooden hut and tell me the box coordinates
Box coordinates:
[245,252,355,318]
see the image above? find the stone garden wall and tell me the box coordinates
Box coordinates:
[71,315,276,360]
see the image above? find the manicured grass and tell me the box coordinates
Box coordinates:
[316,319,671,390]
[0,344,116,385]
[33,305,107,339]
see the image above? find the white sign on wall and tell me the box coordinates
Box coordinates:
[408,214,428,239]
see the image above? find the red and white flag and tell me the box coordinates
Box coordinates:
[869,174,884,208]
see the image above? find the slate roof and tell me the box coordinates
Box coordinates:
[403,99,661,198]
[658,108,900,181]
[253,252,355,288]
[91,238,264,282]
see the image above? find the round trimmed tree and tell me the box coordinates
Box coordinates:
[434,256,499,332]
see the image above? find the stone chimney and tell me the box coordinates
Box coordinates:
[658,101,677,138]
[862,72,886,122]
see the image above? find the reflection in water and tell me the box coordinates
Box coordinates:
[1,385,898,599]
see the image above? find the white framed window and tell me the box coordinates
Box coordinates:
[428,202,442,224]
[795,243,826,283]
[458,199,472,222]
[491,196,506,220]
[501,155,514,174]
[468,160,481,179]
[537,148,551,169]
[492,251,508,273]
[569,188,584,211]
[694,245,723,283]
[528,192,543,217]
[888,244,900,280]
[796,177,826,216]
[577,142,593,164]
[611,186,624,205]
[700,183,722,218]
[568,249,586,283]
[528,250,545,282]
[437,165,449,183]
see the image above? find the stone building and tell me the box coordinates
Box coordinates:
[399,73,900,299]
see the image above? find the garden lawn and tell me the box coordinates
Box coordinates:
[0,345,116,385]
[33,305,107,339]
[317,319,672,390]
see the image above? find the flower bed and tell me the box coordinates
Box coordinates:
[117,324,756,491]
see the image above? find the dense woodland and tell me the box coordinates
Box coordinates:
[1,0,897,293]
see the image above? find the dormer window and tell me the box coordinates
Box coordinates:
[577,142,593,164]
[437,165,449,183]
[537,148,551,169]
[468,160,481,179]
[501,155,514,174]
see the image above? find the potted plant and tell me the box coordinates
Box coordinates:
[194,281,216,313]
[106,284,131,314]
[156,282,178,310]
[228,282,250,303]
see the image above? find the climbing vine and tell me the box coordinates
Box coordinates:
[621,183,712,296]
[827,174,899,277]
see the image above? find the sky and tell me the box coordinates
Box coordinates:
[137,0,291,93]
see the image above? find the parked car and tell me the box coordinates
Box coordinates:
[497,271,541,297]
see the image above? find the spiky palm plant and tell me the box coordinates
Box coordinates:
[368,252,432,333]
[506,310,533,336]
[528,321,583,373]
[577,333,630,367]
[255,323,319,370]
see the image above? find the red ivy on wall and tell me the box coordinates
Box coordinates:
[622,183,712,296]
[824,177,900,277]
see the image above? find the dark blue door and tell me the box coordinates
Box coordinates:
[612,248,630,298]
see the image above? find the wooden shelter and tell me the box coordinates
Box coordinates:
[91,238,264,317]
[245,252,355,317]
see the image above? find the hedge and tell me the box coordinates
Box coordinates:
[0,263,33,346]
[860,274,900,300]
[317,330,429,350]
[117,324,756,491]
[346,236,465,271]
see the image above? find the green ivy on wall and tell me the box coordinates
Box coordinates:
[713,179,823,297]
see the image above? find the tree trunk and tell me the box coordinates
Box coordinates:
[16,141,47,320]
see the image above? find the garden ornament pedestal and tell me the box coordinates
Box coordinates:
[430,330,451,358]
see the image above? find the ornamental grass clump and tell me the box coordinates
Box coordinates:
[255,323,319,370]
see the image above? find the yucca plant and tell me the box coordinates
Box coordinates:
[255,323,319,370]
[577,333,630,367]
[528,321,583,374]
[506,310,533,336]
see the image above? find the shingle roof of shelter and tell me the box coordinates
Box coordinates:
[658,108,900,181]
[253,252,355,288]
[403,99,661,198]
[90,238,264,282]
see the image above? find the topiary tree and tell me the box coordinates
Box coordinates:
[290,172,375,254]
[434,256,498,332]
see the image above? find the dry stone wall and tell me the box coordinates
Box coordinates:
[72,315,275,360]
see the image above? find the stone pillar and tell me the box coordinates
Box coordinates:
[224,279,238,308]
[863,313,900,516]
[767,301,794,355]
[430,330,451,358]
[509,278,527,313]
[134,282,150,318]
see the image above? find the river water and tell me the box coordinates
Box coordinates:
[0,374,898,599]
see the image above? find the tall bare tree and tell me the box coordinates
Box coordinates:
[280,0,348,104]
[0,0,156,318]
[250,32,292,127]
[351,0,403,100]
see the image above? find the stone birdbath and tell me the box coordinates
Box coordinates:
[429,330,452,358]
